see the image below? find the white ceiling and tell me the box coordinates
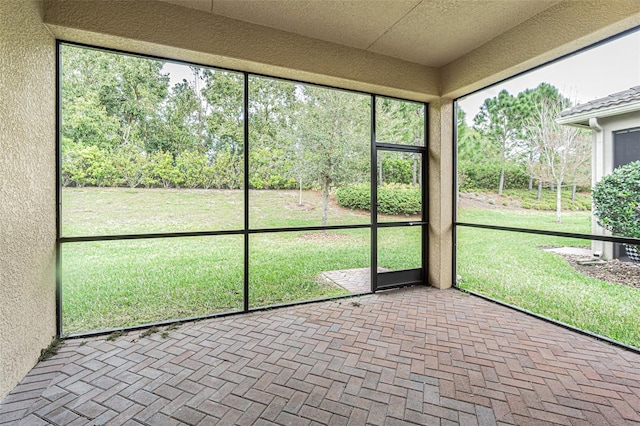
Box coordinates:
[160,0,560,67]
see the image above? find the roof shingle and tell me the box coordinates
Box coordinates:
[560,86,640,117]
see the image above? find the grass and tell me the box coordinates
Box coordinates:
[457,208,640,348]
[62,188,640,348]
[502,188,592,211]
[62,187,370,236]
[38,338,64,362]
[462,188,592,211]
[458,202,592,234]
[61,188,420,334]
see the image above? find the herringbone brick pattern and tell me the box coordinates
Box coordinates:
[2,287,640,425]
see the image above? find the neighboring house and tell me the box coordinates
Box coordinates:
[558,86,640,260]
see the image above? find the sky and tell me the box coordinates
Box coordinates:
[458,29,640,124]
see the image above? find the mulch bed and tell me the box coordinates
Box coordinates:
[556,254,640,289]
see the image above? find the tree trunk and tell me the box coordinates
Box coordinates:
[378,157,383,186]
[412,155,417,186]
[571,184,576,201]
[550,182,554,192]
[528,174,533,191]
[537,181,542,200]
[556,180,562,223]
[418,157,422,191]
[299,178,303,206]
[499,139,505,195]
[321,175,329,228]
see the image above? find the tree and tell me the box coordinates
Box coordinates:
[248,76,299,191]
[295,86,370,226]
[376,98,424,188]
[61,46,122,150]
[155,78,199,155]
[473,90,524,195]
[61,45,175,188]
[525,95,589,222]
[203,69,244,155]
[90,51,169,151]
[516,83,565,195]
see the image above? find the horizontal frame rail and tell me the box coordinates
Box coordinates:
[456,222,640,246]
[375,143,426,153]
[59,224,374,243]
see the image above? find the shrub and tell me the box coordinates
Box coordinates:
[61,144,117,187]
[208,151,243,189]
[380,155,413,184]
[336,184,421,215]
[336,184,370,211]
[176,150,207,188]
[378,184,421,215]
[112,145,146,188]
[592,160,640,240]
[145,151,181,188]
[458,161,529,191]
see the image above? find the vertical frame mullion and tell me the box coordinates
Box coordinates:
[243,73,250,312]
[55,41,63,337]
[423,103,429,285]
[452,102,458,287]
[371,95,378,292]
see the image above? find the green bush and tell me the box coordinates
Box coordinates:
[145,151,181,188]
[112,145,146,188]
[209,151,243,189]
[176,150,207,188]
[336,184,370,211]
[503,189,591,211]
[380,155,413,184]
[336,183,421,215]
[61,144,118,187]
[592,161,640,240]
[378,184,421,215]
[459,161,529,191]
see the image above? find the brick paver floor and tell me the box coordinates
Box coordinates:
[2,287,640,425]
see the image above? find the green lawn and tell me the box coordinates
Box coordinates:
[458,207,640,348]
[61,188,420,334]
[61,187,371,236]
[62,188,640,348]
[502,188,592,211]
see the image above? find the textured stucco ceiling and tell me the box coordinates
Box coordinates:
[160,0,560,67]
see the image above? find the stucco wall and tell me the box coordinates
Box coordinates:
[42,0,439,102]
[0,0,56,400]
[428,99,454,289]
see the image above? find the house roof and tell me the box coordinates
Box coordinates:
[560,86,640,118]
[558,86,640,127]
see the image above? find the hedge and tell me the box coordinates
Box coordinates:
[336,183,421,215]
[62,147,245,190]
[458,161,529,191]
